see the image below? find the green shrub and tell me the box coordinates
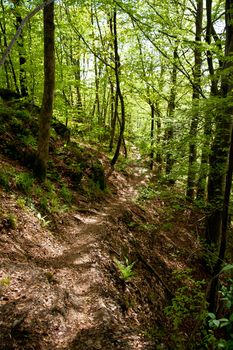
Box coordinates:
[165,269,208,349]
[206,265,233,349]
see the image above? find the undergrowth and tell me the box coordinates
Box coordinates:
[164,268,208,349]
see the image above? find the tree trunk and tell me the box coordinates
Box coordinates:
[186,0,203,200]
[207,126,233,312]
[14,0,28,97]
[109,78,116,152]
[0,0,19,93]
[149,101,155,170]
[155,105,162,176]
[196,114,212,200]
[205,0,233,247]
[34,1,55,181]
[165,48,177,178]
[196,0,220,200]
[110,8,125,167]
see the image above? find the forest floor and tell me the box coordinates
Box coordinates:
[0,152,207,350]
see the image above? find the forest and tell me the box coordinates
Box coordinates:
[0,0,233,349]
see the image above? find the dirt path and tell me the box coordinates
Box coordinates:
[0,165,155,350]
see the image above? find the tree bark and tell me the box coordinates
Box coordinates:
[196,0,221,200]
[149,101,155,170]
[0,0,19,93]
[165,47,177,178]
[34,1,55,181]
[207,126,233,312]
[205,0,233,246]
[186,0,203,200]
[111,8,125,167]
[14,0,28,97]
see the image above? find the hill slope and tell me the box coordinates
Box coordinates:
[0,100,207,349]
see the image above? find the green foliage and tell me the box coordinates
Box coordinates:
[39,196,48,212]
[138,223,156,231]
[20,134,37,147]
[36,212,51,227]
[7,213,17,229]
[16,197,26,209]
[48,195,61,213]
[165,269,208,349]
[202,242,219,273]
[206,268,233,349]
[60,185,73,204]
[15,109,31,122]
[83,178,108,200]
[136,184,156,202]
[0,170,10,190]
[0,276,10,287]
[162,222,173,231]
[115,157,131,175]
[15,172,34,194]
[44,179,55,192]
[114,257,136,281]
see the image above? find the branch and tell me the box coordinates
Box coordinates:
[113,0,206,99]
[64,6,115,70]
[0,0,55,67]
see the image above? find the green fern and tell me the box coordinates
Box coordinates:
[114,257,136,281]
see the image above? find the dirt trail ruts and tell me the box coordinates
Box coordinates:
[0,165,154,350]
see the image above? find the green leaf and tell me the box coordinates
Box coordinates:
[220,264,233,274]
[212,319,220,327]
[208,312,216,320]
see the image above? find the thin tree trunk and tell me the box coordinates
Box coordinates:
[165,48,177,178]
[14,0,28,97]
[156,114,162,175]
[196,0,219,200]
[0,0,19,93]
[186,0,203,200]
[149,101,155,170]
[196,115,212,200]
[109,78,116,152]
[205,0,218,95]
[111,8,125,167]
[70,38,83,118]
